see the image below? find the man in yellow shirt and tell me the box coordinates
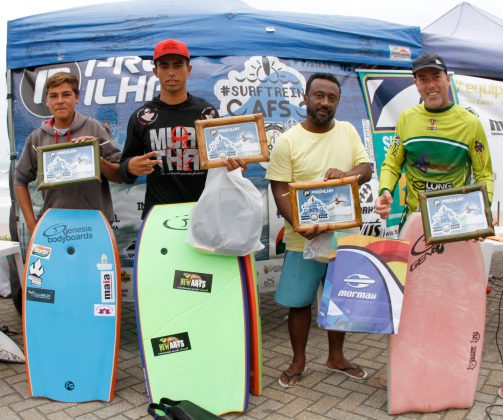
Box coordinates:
[266,73,372,388]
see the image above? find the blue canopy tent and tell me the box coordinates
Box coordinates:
[422,2,503,79]
[7,0,421,70]
[5,0,422,273]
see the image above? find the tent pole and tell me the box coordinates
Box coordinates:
[6,69,18,241]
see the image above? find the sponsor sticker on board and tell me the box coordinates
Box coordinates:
[26,287,55,304]
[173,270,212,293]
[96,254,113,270]
[28,259,45,287]
[94,304,116,317]
[101,271,115,303]
[151,332,192,356]
[31,244,52,259]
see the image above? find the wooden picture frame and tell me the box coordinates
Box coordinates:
[418,184,494,245]
[36,138,101,190]
[195,113,268,169]
[289,176,362,233]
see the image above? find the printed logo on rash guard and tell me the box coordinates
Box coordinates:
[149,125,200,174]
[413,179,453,192]
[200,106,218,120]
[137,107,159,125]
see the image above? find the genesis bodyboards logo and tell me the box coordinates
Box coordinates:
[173,270,212,293]
[26,287,55,304]
[43,223,93,244]
[151,332,191,356]
[20,63,82,118]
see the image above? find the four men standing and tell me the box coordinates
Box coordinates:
[14,43,495,399]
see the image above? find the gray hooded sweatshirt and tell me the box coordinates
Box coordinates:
[15,111,121,222]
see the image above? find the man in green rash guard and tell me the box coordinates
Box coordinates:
[375,53,493,222]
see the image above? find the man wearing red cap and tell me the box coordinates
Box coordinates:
[120,39,244,217]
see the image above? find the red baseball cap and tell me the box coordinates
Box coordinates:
[153,39,190,62]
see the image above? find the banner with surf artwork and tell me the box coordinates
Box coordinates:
[12,56,369,288]
[317,235,410,334]
[453,74,503,223]
[357,70,459,236]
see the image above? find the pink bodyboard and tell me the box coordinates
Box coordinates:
[388,212,486,414]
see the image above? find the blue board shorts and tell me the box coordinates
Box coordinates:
[275,251,328,308]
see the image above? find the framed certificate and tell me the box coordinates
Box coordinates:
[289,176,362,233]
[195,113,269,169]
[37,138,101,190]
[418,184,494,244]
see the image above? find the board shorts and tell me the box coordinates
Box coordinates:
[275,251,327,308]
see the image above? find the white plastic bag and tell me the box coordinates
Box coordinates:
[303,232,334,263]
[186,168,264,256]
[304,227,362,263]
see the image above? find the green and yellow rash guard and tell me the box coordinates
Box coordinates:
[379,103,493,215]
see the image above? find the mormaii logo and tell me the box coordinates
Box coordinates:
[343,274,375,289]
[19,63,81,118]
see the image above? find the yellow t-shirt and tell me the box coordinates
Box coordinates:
[265,121,370,251]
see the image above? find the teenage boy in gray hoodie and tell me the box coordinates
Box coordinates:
[15,71,122,234]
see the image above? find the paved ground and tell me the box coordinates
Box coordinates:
[1,254,503,419]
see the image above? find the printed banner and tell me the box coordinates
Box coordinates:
[317,235,410,334]
[359,178,386,237]
[12,56,369,277]
[255,259,283,293]
[453,74,503,222]
[357,70,458,235]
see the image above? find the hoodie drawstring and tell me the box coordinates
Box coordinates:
[54,130,71,144]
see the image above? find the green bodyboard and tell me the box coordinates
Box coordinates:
[135,203,248,415]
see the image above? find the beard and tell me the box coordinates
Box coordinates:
[306,105,335,125]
